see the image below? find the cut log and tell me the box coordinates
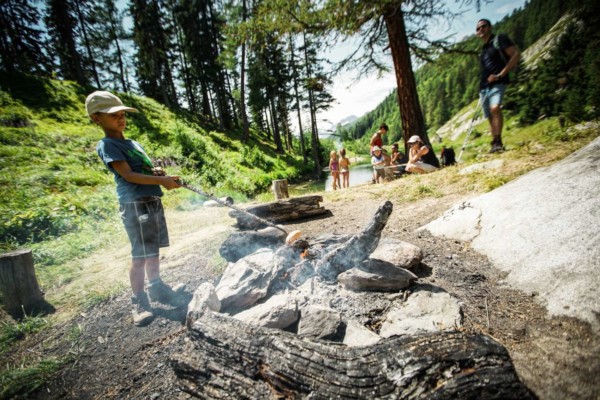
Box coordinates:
[272,179,289,200]
[229,195,328,229]
[0,249,54,319]
[171,309,536,399]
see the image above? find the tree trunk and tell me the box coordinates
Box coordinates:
[289,34,307,163]
[383,5,437,163]
[0,249,52,319]
[172,310,536,399]
[241,0,250,142]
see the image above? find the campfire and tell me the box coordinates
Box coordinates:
[171,201,535,399]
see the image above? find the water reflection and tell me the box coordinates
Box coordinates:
[289,163,375,196]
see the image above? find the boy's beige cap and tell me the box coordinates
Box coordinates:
[85,91,138,116]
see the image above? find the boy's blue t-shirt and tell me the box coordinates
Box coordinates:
[96,137,163,202]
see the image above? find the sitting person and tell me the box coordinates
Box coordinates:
[391,143,405,165]
[406,135,438,174]
[371,146,386,183]
[382,148,395,181]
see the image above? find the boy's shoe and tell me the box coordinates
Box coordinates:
[131,292,154,327]
[147,279,186,306]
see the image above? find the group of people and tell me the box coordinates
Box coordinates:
[328,148,351,190]
[369,123,440,184]
[85,18,518,327]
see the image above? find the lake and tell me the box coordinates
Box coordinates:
[289,163,376,195]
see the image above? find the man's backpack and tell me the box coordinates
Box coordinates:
[441,147,456,166]
[493,35,508,65]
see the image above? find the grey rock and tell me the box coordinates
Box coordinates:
[379,286,462,338]
[298,306,344,341]
[369,238,423,270]
[343,320,380,347]
[233,294,299,329]
[337,260,417,292]
[215,248,278,311]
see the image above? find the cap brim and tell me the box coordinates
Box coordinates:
[97,106,138,114]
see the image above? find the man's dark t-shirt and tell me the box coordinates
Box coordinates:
[479,33,514,90]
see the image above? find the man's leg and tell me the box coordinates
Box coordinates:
[485,85,507,152]
[490,104,504,146]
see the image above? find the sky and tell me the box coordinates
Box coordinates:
[315,0,527,132]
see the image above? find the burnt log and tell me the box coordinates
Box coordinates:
[172,309,536,399]
[316,201,393,281]
[229,195,328,229]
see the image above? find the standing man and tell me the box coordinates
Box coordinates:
[476,19,520,153]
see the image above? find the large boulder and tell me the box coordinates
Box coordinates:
[423,135,600,330]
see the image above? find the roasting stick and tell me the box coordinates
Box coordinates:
[179,181,302,244]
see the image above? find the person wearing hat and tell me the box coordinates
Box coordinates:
[86,90,185,327]
[371,145,386,183]
[406,135,438,174]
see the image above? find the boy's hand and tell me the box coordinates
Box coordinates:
[162,175,182,190]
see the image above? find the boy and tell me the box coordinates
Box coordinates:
[86,90,184,327]
[371,146,386,183]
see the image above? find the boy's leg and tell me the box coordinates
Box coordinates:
[130,257,154,326]
[145,257,186,305]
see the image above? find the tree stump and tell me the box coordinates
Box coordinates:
[171,309,537,399]
[0,249,51,319]
[272,179,289,200]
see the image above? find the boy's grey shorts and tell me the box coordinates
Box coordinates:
[120,197,170,259]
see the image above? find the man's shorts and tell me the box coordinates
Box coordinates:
[120,196,170,259]
[480,84,507,119]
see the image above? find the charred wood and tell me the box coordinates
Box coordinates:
[172,309,536,399]
[316,201,393,282]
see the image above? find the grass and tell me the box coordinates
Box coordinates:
[0,357,67,399]
[0,315,48,355]
[0,72,598,396]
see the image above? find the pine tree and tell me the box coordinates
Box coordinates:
[130,0,178,107]
[0,0,51,74]
[45,0,87,85]
[88,0,132,92]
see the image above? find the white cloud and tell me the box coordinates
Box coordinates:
[319,71,396,125]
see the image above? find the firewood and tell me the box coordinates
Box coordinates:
[171,309,536,399]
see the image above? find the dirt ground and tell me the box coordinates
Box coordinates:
[5,185,600,399]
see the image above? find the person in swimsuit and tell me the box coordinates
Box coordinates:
[339,148,351,189]
[329,150,341,190]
